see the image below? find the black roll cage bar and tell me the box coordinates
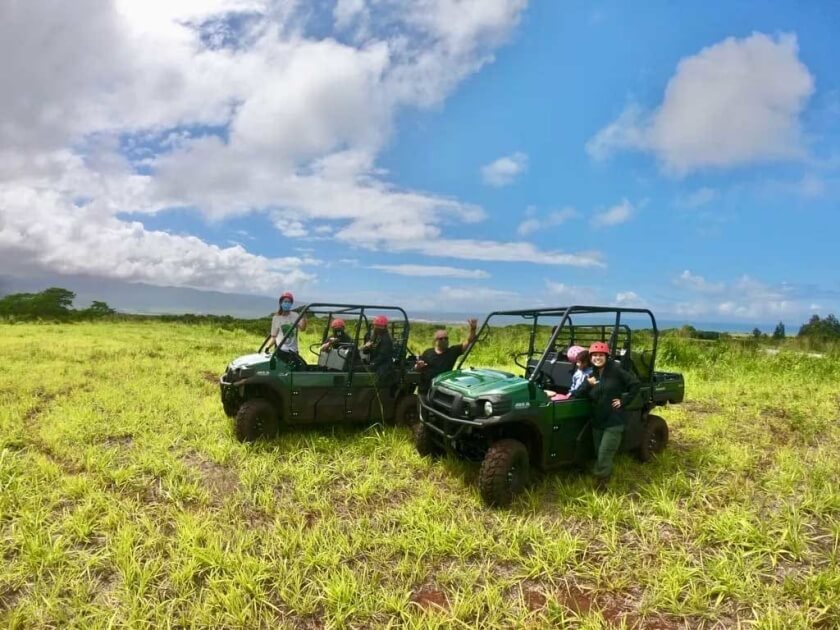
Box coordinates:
[457,305,659,388]
[267,302,411,367]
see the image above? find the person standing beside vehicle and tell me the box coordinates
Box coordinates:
[573,341,640,489]
[269,291,307,354]
[415,319,478,396]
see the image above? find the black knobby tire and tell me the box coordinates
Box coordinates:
[413,421,443,458]
[221,388,241,418]
[478,439,530,508]
[637,414,669,462]
[234,399,279,443]
[394,394,419,426]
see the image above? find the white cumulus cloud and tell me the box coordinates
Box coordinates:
[592,199,633,228]
[369,264,489,279]
[587,33,815,174]
[481,152,529,187]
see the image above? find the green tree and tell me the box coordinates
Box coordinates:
[752,327,762,338]
[799,314,840,339]
[86,300,116,316]
[772,321,785,340]
[0,287,76,318]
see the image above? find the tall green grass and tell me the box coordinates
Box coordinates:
[0,321,838,628]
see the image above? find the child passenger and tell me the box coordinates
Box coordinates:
[546,346,593,401]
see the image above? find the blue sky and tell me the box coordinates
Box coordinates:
[1,1,839,325]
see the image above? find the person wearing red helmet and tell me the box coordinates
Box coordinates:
[269,291,307,355]
[320,318,352,352]
[415,318,478,396]
[572,340,640,489]
[363,315,395,385]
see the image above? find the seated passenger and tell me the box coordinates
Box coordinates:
[363,315,395,386]
[268,291,307,370]
[545,345,591,401]
[320,318,353,353]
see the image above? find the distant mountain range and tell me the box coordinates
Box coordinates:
[0,273,277,318]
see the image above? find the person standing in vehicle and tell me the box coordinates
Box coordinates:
[573,341,640,489]
[363,315,395,385]
[269,291,307,354]
[320,318,352,352]
[415,319,478,396]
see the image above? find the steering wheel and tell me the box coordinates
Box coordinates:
[310,341,326,354]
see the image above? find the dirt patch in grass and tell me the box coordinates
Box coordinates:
[683,400,721,415]
[182,451,240,501]
[553,583,677,630]
[102,434,134,448]
[410,585,449,611]
[201,371,219,383]
[0,587,23,612]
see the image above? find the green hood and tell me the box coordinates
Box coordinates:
[433,368,529,398]
[228,353,272,371]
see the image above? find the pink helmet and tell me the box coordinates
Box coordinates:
[372,315,388,329]
[331,318,345,330]
[566,345,585,362]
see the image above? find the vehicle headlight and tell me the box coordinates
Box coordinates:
[483,401,494,416]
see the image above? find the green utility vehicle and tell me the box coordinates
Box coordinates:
[220,303,421,441]
[416,306,684,506]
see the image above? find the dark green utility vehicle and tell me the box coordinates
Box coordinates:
[220,304,421,441]
[416,306,684,506]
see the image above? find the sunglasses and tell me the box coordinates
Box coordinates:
[436,336,449,341]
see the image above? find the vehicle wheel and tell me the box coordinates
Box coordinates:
[637,414,669,462]
[413,422,443,458]
[394,394,419,426]
[234,399,278,442]
[222,398,241,418]
[478,439,529,508]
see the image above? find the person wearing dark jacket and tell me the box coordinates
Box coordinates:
[573,341,640,488]
[320,318,353,352]
[363,315,395,386]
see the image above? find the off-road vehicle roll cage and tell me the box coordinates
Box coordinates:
[458,305,659,389]
[259,302,416,376]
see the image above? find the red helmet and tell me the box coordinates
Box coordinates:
[589,341,610,355]
[331,318,345,329]
[280,291,294,302]
[372,315,388,329]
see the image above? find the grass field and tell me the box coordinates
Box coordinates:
[1,321,838,628]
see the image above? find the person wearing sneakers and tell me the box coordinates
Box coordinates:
[320,318,352,352]
[573,341,640,489]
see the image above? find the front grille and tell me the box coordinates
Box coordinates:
[430,388,458,416]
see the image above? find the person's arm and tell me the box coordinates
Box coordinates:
[269,316,279,346]
[415,349,430,371]
[572,377,591,399]
[297,316,307,332]
[617,365,641,408]
[461,318,478,351]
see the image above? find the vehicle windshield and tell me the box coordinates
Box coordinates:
[458,307,658,380]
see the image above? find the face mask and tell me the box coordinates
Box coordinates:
[280,301,292,312]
